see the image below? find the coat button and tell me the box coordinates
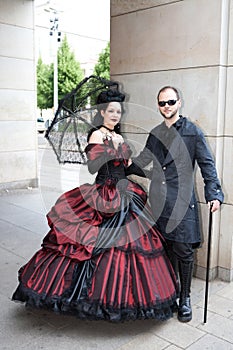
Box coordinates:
[163,166,166,170]
[162,181,166,184]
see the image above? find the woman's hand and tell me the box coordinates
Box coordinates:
[112,133,124,149]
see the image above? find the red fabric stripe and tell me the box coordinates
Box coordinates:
[54,260,73,296]
[87,249,176,308]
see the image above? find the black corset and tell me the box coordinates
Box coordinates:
[95,161,126,185]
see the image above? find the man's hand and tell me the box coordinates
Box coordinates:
[208,199,220,212]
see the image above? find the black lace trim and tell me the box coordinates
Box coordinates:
[12,283,176,322]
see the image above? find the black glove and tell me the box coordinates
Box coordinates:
[126,162,152,179]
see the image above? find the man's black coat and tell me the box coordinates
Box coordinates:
[127,116,224,245]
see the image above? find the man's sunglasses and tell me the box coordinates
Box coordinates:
[158,99,177,107]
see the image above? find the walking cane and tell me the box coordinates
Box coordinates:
[203,202,213,324]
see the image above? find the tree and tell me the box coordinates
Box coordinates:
[91,42,110,105]
[36,56,53,111]
[57,35,84,101]
[36,36,85,111]
[93,42,110,80]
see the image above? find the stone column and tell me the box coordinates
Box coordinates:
[0,0,38,191]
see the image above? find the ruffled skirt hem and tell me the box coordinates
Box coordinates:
[12,283,176,322]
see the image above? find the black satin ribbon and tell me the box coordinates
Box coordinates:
[101,124,114,132]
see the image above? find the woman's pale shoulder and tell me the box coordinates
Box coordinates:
[88,129,104,143]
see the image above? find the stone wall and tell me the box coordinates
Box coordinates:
[110,0,233,281]
[0,0,37,190]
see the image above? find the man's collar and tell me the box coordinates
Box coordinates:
[172,115,183,129]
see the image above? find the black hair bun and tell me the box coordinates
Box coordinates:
[96,89,125,104]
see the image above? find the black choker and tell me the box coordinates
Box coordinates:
[101,125,114,132]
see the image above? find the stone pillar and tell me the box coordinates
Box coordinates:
[0,0,38,191]
[110,0,233,281]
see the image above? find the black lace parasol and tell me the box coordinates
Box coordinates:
[45,75,120,164]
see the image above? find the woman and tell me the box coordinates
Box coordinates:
[12,89,178,322]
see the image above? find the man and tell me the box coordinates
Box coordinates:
[127,86,224,322]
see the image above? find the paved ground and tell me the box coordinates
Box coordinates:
[0,136,233,349]
[0,190,233,350]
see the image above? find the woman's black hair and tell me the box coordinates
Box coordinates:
[87,88,125,141]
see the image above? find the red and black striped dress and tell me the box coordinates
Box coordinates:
[12,140,178,322]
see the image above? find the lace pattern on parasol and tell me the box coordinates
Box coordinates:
[45,75,120,164]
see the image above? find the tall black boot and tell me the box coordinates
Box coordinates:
[178,260,193,322]
[166,246,180,312]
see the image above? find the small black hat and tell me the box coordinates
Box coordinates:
[96,89,125,104]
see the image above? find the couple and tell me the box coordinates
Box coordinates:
[12,86,224,323]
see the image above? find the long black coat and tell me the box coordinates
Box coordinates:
[130,116,224,245]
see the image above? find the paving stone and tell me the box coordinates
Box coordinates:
[150,318,205,348]
[186,334,233,350]
[207,280,232,295]
[0,189,46,214]
[117,332,170,349]
[0,220,43,259]
[197,294,233,318]
[216,282,233,301]
[198,314,233,344]
[33,319,161,350]
[0,246,26,297]
[189,278,205,308]
[0,200,48,236]
[0,294,54,350]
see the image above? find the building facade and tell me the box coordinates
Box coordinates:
[110,0,233,281]
[0,0,232,282]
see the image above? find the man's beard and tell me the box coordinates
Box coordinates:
[160,107,179,120]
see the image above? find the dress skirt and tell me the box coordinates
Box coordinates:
[12,177,178,322]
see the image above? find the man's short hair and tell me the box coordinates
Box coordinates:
[157,86,180,101]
